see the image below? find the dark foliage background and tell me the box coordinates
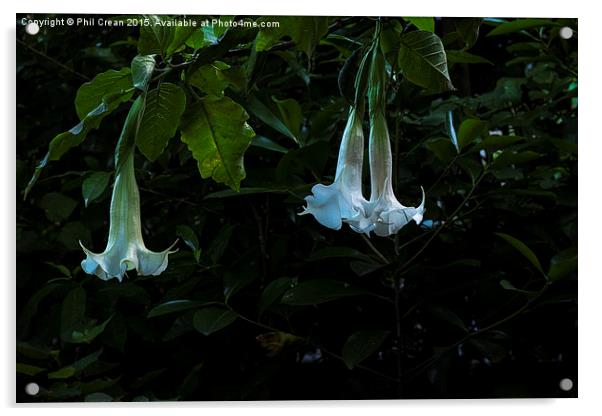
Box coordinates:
[16,15,577,401]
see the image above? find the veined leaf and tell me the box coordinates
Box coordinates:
[398,30,454,92]
[136,83,186,161]
[75,68,133,119]
[181,95,255,191]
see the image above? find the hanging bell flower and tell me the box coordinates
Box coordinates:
[300,107,371,231]
[362,45,425,237]
[80,98,177,281]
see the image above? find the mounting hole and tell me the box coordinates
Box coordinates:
[25,22,40,36]
[25,382,40,396]
[559,27,573,40]
[559,378,573,391]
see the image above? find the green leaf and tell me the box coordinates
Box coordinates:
[398,30,454,92]
[181,95,255,191]
[147,300,208,318]
[454,18,482,49]
[187,61,232,97]
[404,17,435,32]
[25,92,132,198]
[342,330,390,370]
[48,349,103,380]
[457,118,488,150]
[136,83,186,161]
[75,68,133,119]
[193,307,238,335]
[71,315,113,344]
[246,95,298,144]
[495,232,544,275]
[487,19,561,37]
[166,26,198,56]
[138,15,175,56]
[446,50,493,65]
[175,225,201,261]
[255,16,329,59]
[499,279,539,295]
[131,55,156,90]
[272,96,303,140]
[548,247,577,281]
[17,363,46,376]
[281,279,369,306]
[259,277,292,315]
[38,192,78,223]
[250,135,289,153]
[82,171,111,207]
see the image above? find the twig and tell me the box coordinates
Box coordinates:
[361,234,389,264]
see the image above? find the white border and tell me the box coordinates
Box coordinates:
[3,1,597,415]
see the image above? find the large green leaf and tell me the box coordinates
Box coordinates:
[136,83,186,161]
[193,307,238,335]
[281,279,369,306]
[342,330,390,370]
[75,68,133,119]
[398,30,454,92]
[180,95,255,191]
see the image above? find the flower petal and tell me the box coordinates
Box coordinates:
[136,240,179,276]
[300,183,344,230]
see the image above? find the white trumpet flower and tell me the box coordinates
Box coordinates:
[300,108,371,231]
[80,152,178,281]
[364,111,425,237]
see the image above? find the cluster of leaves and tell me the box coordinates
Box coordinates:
[17,15,577,401]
